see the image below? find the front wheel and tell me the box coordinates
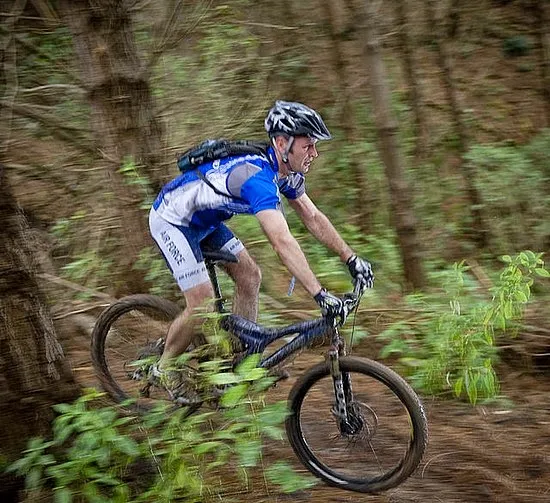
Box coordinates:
[286,356,428,493]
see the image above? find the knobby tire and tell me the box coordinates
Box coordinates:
[91,294,181,410]
[285,356,428,493]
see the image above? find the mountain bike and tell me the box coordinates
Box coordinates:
[91,250,428,493]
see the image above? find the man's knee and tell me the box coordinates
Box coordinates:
[245,260,262,287]
[233,253,262,290]
[183,281,215,312]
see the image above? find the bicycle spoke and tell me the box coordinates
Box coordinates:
[287,359,427,492]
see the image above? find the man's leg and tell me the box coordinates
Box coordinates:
[149,209,214,369]
[200,224,261,322]
[223,249,262,322]
[158,281,214,369]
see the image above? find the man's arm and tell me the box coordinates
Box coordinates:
[288,193,354,263]
[255,209,322,296]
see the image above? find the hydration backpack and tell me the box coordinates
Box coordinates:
[176,139,272,173]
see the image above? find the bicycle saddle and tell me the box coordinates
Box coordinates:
[203,250,239,263]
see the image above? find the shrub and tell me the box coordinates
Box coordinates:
[8,355,315,502]
[378,251,549,404]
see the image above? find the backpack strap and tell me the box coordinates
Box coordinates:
[194,169,234,199]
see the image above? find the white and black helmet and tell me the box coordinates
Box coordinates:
[265,100,332,140]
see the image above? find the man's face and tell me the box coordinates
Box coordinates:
[286,136,319,174]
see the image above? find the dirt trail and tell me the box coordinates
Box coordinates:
[62,322,550,503]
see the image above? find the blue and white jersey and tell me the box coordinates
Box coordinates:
[152,146,305,231]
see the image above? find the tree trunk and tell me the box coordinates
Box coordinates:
[533,0,550,127]
[59,0,164,293]
[0,165,80,501]
[323,0,373,233]
[362,1,425,292]
[425,0,488,249]
[395,0,428,159]
[426,0,468,150]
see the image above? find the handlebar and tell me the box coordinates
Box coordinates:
[326,280,366,327]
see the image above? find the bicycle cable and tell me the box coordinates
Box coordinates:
[347,289,364,354]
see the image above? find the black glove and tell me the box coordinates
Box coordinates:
[314,288,346,321]
[346,255,374,289]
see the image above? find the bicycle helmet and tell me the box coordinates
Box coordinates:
[264,100,332,140]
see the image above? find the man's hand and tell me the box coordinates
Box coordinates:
[346,255,374,290]
[314,289,346,321]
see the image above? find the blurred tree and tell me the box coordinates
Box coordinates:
[0,165,80,502]
[425,0,487,249]
[271,0,301,99]
[362,0,425,291]
[395,0,428,159]
[323,0,372,233]
[532,0,550,126]
[58,0,165,293]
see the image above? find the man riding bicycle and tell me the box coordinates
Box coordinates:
[149,100,374,384]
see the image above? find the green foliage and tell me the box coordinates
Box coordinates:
[17,28,75,87]
[486,251,550,334]
[465,132,550,253]
[9,358,314,502]
[378,252,549,404]
[61,250,113,297]
[8,389,139,501]
[51,210,88,241]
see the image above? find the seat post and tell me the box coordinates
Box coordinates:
[206,261,225,313]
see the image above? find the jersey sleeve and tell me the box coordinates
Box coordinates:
[240,169,281,213]
[278,172,306,200]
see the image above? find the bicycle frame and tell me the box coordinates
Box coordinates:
[206,256,347,370]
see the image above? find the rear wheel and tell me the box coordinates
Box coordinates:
[91,294,200,412]
[286,356,428,493]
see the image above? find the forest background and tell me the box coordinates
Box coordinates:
[1,0,550,501]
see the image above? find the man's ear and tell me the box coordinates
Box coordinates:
[274,135,287,152]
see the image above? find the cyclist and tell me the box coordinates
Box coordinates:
[149,100,374,385]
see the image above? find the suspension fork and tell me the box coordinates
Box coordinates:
[328,327,352,423]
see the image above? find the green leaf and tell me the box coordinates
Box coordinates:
[113,437,140,457]
[220,383,248,408]
[265,461,317,493]
[514,291,528,302]
[7,457,30,474]
[235,354,262,376]
[454,376,464,398]
[194,441,222,455]
[236,438,261,467]
[54,487,73,503]
[535,268,550,277]
[53,403,73,414]
[242,367,267,381]
[208,372,240,386]
[257,402,289,426]
[26,467,43,490]
[503,302,513,320]
[501,255,512,263]
[261,425,284,440]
